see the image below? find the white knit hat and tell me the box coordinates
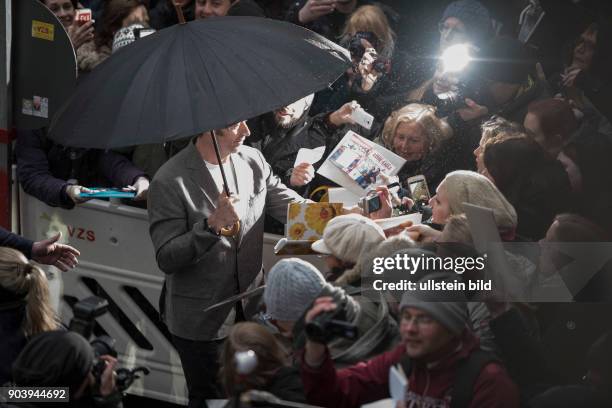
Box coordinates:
[112,24,149,53]
[311,214,386,263]
[264,258,326,322]
[441,170,517,231]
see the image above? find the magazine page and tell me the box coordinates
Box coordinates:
[318,130,406,196]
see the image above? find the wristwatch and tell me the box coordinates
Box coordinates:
[203,218,220,236]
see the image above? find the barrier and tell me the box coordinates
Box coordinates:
[18,189,326,404]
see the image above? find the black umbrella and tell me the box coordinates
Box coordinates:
[48,15,350,149]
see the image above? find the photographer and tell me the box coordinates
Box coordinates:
[313,5,415,122]
[11,331,121,408]
[263,258,398,365]
[299,274,519,408]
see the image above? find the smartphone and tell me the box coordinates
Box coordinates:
[350,106,374,130]
[406,175,431,205]
[75,8,92,26]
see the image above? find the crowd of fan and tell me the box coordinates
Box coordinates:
[2,0,612,407]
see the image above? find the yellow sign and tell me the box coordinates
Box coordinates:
[32,20,54,41]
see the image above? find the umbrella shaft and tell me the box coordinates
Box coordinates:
[210,130,231,197]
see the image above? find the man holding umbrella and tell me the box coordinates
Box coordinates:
[46,10,354,406]
[148,120,307,405]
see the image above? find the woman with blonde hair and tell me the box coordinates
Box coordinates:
[407,170,518,242]
[378,103,454,191]
[312,4,416,121]
[340,5,395,59]
[220,322,305,403]
[0,247,59,384]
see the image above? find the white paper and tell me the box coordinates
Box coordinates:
[318,130,406,196]
[374,213,422,230]
[328,187,361,207]
[294,146,326,167]
[389,365,407,403]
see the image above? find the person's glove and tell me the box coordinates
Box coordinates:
[66,185,94,204]
[123,177,149,201]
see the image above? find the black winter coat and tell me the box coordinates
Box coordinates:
[15,129,146,209]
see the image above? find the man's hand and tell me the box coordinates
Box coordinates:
[368,186,392,220]
[298,0,335,24]
[290,163,315,187]
[123,177,150,201]
[68,20,94,51]
[405,224,442,243]
[31,232,80,272]
[97,355,118,397]
[304,297,336,367]
[457,98,488,122]
[328,101,359,127]
[208,193,240,233]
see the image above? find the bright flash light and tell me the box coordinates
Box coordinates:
[441,44,472,73]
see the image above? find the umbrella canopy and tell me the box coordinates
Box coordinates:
[48,16,350,149]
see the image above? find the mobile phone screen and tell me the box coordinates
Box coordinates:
[409,179,431,203]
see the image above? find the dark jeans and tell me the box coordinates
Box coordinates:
[171,334,222,408]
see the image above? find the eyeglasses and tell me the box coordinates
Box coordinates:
[401,314,434,326]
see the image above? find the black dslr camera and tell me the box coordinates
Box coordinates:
[348,31,387,74]
[69,296,149,392]
[305,294,358,344]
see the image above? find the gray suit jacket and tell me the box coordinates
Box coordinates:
[148,140,304,340]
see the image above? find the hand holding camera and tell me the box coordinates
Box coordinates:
[303,297,334,367]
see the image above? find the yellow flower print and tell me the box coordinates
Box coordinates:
[288,203,301,220]
[288,222,306,240]
[305,204,337,235]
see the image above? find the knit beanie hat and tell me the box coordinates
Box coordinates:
[400,273,468,335]
[441,170,517,231]
[264,258,326,322]
[311,214,386,263]
[12,331,94,390]
[476,36,533,84]
[441,0,491,43]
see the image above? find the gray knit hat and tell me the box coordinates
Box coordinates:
[441,0,491,43]
[399,273,468,335]
[264,258,326,322]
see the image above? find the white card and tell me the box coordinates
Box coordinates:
[294,146,326,167]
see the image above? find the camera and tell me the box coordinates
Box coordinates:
[69,296,149,393]
[305,294,358,344]
[348,31,387,74]
[358,191,382,215]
